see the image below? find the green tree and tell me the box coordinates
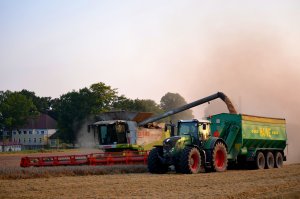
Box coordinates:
[160,92,194,122]
[0,91,38,132]
[52,88,93,143]
[52,82,119,144]
[90,82,118,113]
[113,96,163,115]
[19,89,52,113]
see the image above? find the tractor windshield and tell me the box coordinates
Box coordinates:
[178,122,198,137]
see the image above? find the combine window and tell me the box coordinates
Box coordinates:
[98,123,127,145]
[116,124,127,144]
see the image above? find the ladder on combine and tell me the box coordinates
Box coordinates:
[20,151,149,167]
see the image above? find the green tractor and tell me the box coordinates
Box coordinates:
[148,113,287,174]
[148,119,228,174]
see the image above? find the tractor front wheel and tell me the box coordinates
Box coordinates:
[179,147,201,174]
[212,142,228,172]
[147,147,168,174]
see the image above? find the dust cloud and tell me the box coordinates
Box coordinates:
[193,28,300,163]
[75,116,98,149]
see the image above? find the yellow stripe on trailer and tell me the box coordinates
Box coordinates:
[242,114,286,124]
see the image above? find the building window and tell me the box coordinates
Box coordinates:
[34,138,36,143]
[28,138,31,143]
[13,131,16,135]
[36,131,39,134]
[39,138,42,143]
[29,131,32,134]
[24,130,27,134]
[18,131,22,135]
[23,138,26,143]
[18,138,21,143]
[41,131,44,135]
[13,138,16,142]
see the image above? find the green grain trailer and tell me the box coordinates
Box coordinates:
[209,113,287,169]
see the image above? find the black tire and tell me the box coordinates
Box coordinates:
[256,151,265,169]
[174,163,182,173]
[179,147,201,174]
[265,152,274,169]
[147,147,168,174]
[274,152,283,168]
[212,142,228,172]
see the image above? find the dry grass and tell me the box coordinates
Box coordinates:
[0,164,299,199]
[0,165,147,180]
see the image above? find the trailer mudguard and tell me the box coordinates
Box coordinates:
[203,137,227,151]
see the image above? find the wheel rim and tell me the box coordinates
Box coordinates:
[257,153,264,169]
[190,153,199,170]
[216,150,225,168]
[268,155,274,168]
[276,153,283,168]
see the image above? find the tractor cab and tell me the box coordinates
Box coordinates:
[160,119,211,167]
[177,119,211,143]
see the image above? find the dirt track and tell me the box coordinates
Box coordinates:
[0,163,299,199]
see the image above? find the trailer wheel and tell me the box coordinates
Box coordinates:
[265,152,274,169]
[256,152,265,169]
[147,147,168,174]
[212,142,228,172]
[274,152,283,168]
[180,147,201,174]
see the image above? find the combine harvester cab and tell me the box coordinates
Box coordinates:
[88,120,170,152]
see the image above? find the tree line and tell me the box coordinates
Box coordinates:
[0,82,193,144]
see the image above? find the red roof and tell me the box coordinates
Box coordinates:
[22,113,57,129]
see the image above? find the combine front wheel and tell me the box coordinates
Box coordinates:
[212,142,228,172]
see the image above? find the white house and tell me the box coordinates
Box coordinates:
[11,113,57,150]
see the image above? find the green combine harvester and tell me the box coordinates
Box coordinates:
[143,92,287,174]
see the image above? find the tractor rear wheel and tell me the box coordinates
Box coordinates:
[212,142,228,172]
[147,147,168,174]
[265,152,274,169]
[274,152,283,168]
[256,151,265,169]
[179,147,201,174]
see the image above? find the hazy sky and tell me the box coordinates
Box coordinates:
[1,1,299,102]
[1,0,300,162]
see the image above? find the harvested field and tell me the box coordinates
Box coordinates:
[0,151,299,199]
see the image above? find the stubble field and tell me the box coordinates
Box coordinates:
[0,151,299,199]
